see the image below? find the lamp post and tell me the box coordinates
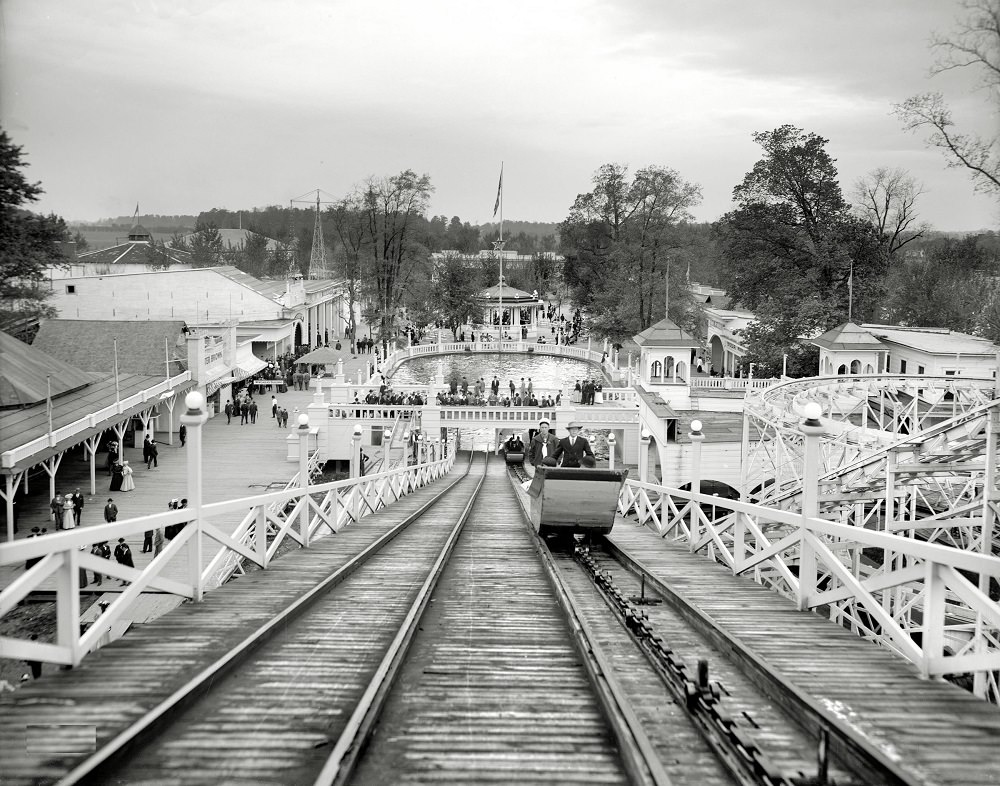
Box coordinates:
[297,413,312,548]
[350,424,364,478]
[181,391,209,601]
[782,353,788,378]
[688,419,704,552]
[606,432,617,470]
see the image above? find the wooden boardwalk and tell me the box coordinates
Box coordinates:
[0,465,464,785]
[1,386,317,594]
[605,521,1000,786]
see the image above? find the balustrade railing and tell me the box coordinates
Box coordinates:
[0,395,457,669]
[619,414,1000,702]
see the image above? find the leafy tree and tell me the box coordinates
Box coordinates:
[560,162,703,344]
[233,230,270,278]
[447,216,481,253]
[359,170,434,351]
[884,236,999,332]
[716,126,884,374]
[71,230,89,254]
[894,0,1000,197]
[188,221,223,267]
[329,198,367,351]
[436,253,483,337]
[0,129,70,329]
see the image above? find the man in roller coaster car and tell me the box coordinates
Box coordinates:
[528,419,559,467]
[552,422,594,468]
[506,434,524,453]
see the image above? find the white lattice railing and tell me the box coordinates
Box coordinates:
[0,453,456,668]
[618,478,1000,702]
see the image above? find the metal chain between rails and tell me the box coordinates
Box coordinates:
[575,547,839,786]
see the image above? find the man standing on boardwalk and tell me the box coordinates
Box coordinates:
[271,395,278,419]
[179,423,187,447]
[224,400,233,424]
[249,399,259,424]
[113,538,134,585]
[71,489,84,526]
[552,422,595,468]
[104,498,118,523]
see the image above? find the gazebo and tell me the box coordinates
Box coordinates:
[474,277,541,332]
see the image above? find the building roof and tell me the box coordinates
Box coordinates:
[0,331,97,410]
[0,372,195,473]
[862,325,1000,356]
[475,282,537,303]
[212,266,288,299]
[77,239,191,267]
[33,320,188,376]
[633,317,698,348]
[811,322,885,352]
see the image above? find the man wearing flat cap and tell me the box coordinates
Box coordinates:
[552,421,594,468]
[528,419,560,467]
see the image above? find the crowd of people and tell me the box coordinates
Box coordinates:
[572,379,603,405]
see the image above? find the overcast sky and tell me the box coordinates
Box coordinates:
[2,0,997,231]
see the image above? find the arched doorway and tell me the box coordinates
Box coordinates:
[710,335,723,374]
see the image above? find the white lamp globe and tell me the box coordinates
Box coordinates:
[690,419,703,433]
[185,391,205,411]
[803,402,823,421]
[298,413,310,427]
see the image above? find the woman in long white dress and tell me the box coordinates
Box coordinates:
[121,460,135,492]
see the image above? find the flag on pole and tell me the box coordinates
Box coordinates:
[133,203,139,220]
[493,165,503,218]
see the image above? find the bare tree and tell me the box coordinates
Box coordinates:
[852,167,928,258]
[894,0,1000,197]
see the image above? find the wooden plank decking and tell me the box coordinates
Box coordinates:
[0,468,464,785]
[605,521,1000,786]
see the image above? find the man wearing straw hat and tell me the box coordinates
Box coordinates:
[552,421,594,468]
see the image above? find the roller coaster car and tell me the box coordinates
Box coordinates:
[526,467,629,537]
[503,450,525,465]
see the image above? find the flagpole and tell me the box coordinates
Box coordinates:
[47,375,53,435]
[114,337,121,406]
[165,336,171,383]
[848,261,854,323]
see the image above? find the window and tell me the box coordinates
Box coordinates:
[900,359,907,373]
[918,366,925,374]
[66,285,76,294]
[945,370,956,376]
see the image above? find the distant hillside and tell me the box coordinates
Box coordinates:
[478,220,559,239]
[74,215,198,230]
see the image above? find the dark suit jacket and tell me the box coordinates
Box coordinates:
[527,433,561,466]
[552,435,594,468]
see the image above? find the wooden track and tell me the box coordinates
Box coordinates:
[605,523,1000,786]
[347,460,630,785]
[0,460,472,785]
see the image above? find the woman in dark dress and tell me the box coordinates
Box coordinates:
[106,441,120,476]
[109,461,125,491]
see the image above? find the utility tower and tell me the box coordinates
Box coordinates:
[290,189,337,279]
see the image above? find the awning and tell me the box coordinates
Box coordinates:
[204,358,269,396]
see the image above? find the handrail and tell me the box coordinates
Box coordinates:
[618,477,1000,701]
[0,452,457,668]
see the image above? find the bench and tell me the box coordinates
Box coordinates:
[526,467,628,536]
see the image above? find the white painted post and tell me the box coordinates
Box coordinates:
[297,413,311,548]
[56,544,81,665]
[638,431,650,483]
[181,391,209,602]
[689,420,704,552]
[606,432,616,470]
[798,402,825,610]
[922,561,946,679]
[350,424,363,479]
[255,505,268,568]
